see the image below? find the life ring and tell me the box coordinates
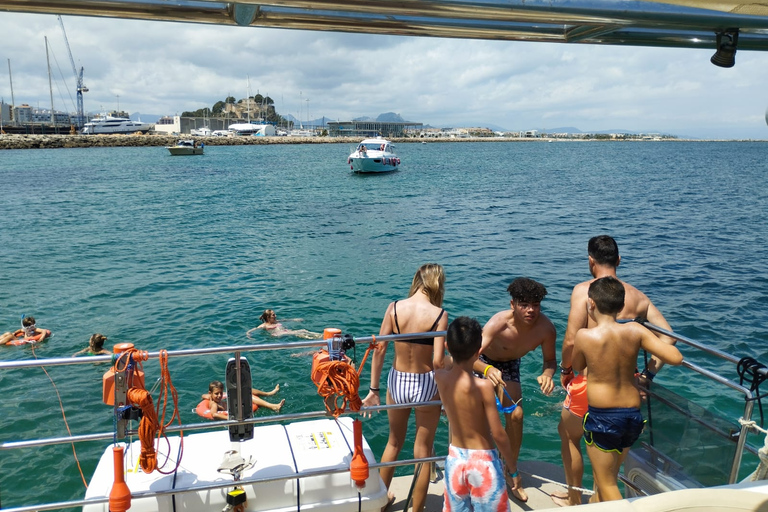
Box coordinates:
[195,398,258,420]
[7,329,51,346]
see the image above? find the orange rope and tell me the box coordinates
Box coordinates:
[313,338,380,417]
[122,348,183,474]
[155,350,183,475]
[31,346,88,488]
[126,387,159,473]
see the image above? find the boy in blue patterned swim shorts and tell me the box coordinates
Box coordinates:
[435,317,520,512]
[572,277,682,502]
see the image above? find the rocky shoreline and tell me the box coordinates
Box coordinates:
[0,134,757,150]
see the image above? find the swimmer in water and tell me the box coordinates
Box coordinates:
[0,316,51,345]
[73,333,111,357]
[201,380,285,416]
[246,309,321,339]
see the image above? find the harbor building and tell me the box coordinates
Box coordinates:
[0,101,10,127]
[327,120,422,138]
[153,115,232,135]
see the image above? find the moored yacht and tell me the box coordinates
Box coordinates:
[81,114,154,135]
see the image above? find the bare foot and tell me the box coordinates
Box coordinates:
[505,472,528,503]
[550,492,571,507]
[270,399,285,412]
[266,384,280,395]
[381,492,395,512]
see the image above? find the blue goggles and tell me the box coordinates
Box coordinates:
[495,387,521,414]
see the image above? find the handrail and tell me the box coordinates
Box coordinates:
[0,401,442,451]
[630,319,758,484]
[639,320,767,377]
[0,331,447,370]
[1,323,765,510]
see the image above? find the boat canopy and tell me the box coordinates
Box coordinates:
[3,0,768,57]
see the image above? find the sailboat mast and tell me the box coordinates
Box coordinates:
[7,59,15,126]
[45,36,55,126]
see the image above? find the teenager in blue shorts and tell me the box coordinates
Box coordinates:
[572,277,682,502]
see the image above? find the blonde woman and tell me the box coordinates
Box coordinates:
[362,263,448,511]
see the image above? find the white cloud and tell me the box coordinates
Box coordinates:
[1,12,767,138]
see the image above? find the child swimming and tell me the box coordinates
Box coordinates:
[73,333,111,357]
[246,309,321,339]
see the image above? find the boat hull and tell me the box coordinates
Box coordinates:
[349,156,399,173]
[167,146,204,155]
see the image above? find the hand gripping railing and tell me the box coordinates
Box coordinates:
[633,319,758,484]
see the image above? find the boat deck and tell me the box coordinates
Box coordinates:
[389,460,574,511]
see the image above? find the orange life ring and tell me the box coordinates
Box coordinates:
[195,397,258,420]
[7,329,51,346]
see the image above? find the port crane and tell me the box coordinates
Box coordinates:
[57,15,88,131]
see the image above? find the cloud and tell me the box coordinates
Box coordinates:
[1,12,767,138]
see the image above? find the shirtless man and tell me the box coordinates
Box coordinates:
[554,235,676,507]
[473,277,557,502]
[573,276,682,502]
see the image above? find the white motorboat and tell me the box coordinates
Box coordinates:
[167,139,203,155]
[81,114,154,135]
[347,138,400,173]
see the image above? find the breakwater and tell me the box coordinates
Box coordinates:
[0,134,368,150]
[0,133,580,150]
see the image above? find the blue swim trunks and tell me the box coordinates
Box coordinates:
[444,445,510,512]
[583,406,645,453]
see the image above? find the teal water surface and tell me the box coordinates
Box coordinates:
[0,141,767,508]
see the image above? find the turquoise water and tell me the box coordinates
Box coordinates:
[0,141,767,508]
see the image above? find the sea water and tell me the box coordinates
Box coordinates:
[0,140,766,508]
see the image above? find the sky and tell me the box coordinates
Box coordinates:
[1,12,768,139]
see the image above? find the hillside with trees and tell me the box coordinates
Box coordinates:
[182,95,289,126]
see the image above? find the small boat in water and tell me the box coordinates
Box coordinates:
[347,138,400,173]
[167,139,204,155]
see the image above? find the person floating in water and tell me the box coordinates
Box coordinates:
[73,333,111,357]
[0,316,51,345]
[246,309,321,339]
[197,380,285,420]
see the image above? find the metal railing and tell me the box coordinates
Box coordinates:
[0,331,447,512]
[637,320,758,484]
[0,325,763,510]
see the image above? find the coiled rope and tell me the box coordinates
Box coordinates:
[120,348,183,474]
[314,337,378,417]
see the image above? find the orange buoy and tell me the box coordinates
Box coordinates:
[109,446,132,512]
[349,419,369,488]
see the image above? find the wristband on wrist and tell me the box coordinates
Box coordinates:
[369,387,380,393]
[559,364,573,375]
[483,365,492,377]
[641,369,656,381]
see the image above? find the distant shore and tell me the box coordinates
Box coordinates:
[0,133,763,150]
